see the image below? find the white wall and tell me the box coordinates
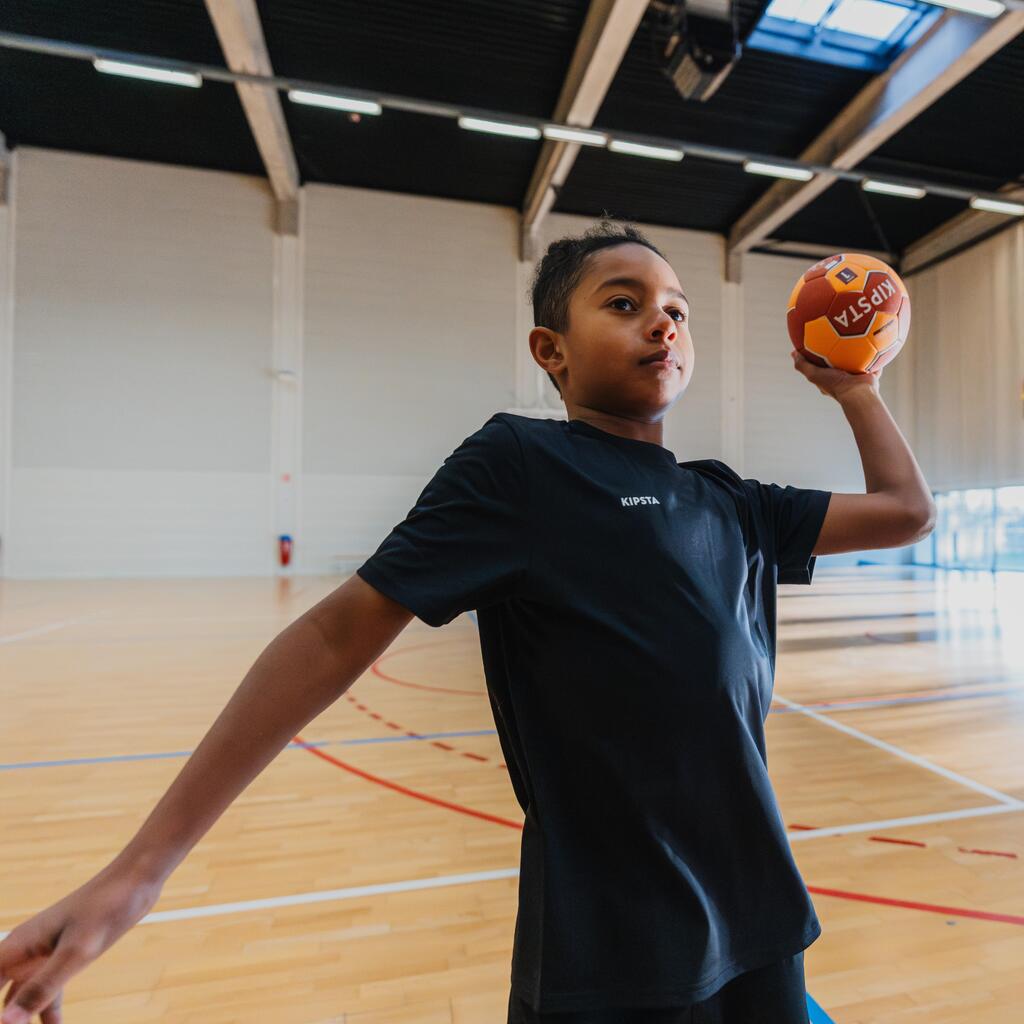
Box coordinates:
[2,146,935,577]
[5,148,276,577]
[900,222,1023,492]
[298,185,520,573]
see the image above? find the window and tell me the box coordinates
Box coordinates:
[910,486,1024,572]
[746,0,941,72]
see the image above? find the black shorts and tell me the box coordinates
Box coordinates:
[507,951,809,1024]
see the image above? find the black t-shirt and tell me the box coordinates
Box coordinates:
[356,412,833,1014]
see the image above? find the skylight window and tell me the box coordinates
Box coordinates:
[749,0,940,72]
[822,0,913,38]
[764,0,836,24]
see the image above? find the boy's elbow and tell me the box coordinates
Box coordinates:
[906,505,936,544]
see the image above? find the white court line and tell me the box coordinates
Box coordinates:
[0,616,97,645]
[773,693,1023,807]
[4,805,1022,938]
[0,868,521,937]
[786,801,1024,841]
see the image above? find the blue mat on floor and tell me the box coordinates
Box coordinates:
[807,993,836,1023]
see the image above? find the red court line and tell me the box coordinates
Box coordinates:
[294,732,1024,927]
[292,732,521,829]
[372,638,482,696]
[314,647,1023,927]
[808,886,1024,926]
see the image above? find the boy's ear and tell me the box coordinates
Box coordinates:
[529,326,564,377]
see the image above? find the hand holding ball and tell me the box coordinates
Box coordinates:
[786,253,910,374]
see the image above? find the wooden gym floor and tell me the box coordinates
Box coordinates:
[1,566,1022,1023]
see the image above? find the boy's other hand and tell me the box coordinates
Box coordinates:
[0,865,163,1023]
[790,347,882,402]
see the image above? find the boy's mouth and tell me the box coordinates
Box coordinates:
[640,348,678,367]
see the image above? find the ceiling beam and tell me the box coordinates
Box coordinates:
[902,181,1024,275]
[520,0,649,261]
[725,9,1024,283]
[204,0,300,231]
[754,239,894,262]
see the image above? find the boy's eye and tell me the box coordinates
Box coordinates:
[609,297,687,323]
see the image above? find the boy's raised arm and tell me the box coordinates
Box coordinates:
[0,574,414,1024]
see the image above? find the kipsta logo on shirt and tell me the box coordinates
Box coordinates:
[621,496,661,506]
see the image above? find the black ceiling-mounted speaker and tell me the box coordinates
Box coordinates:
[655,0,741,103]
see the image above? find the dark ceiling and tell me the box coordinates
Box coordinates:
[0,0,1021,258]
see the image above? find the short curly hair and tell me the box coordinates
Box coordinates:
[530,218,667,397]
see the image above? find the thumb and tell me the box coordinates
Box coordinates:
[1,943,82,1024]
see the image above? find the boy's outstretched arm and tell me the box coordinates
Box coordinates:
[0,574,413,1024]
[790,349,937,556]
[109,574,415,882]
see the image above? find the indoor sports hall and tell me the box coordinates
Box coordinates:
[0,2,1022,1023]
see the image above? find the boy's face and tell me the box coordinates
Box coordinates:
[532,243,694,419]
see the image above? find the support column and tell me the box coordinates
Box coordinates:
[720,272,745,473]
[0,145,14,577]
[270,189,304,573]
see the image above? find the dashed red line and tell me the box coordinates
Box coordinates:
[958,846,1018,859]
[870,836,927,848]
[345,692,507,770]
[308,647,1022,927]
[789,822,1017,860]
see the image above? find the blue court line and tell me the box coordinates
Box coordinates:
[3,683,1013,773]
[0,729,501,772]
[807,993,837,1023]
[768,687,1013,713]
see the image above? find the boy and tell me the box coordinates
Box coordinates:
[0,222,936,1024]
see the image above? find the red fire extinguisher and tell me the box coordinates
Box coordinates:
[278,534,293,567]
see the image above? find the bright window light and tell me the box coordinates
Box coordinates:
[764,0,835,24]
[542,125,607,146]
[863,179,926,198]
[288,90,381,115]
[93,59,201,88]
[926,0,1004,16]
[970,197,1024,217]
[751,0,943,71]
[824,0,911,39]
[743,159,814,181]
[458,117,541,140]
[608,139,684,161]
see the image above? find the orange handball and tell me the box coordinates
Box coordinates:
[786,253,911,374]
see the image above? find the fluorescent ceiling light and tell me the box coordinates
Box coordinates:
[924,0,1004,16]
[743,159,814,181]
[862,179,925,199]
[970,197,1024,216]
[764,0,835,24]
[542,125,607,146]
[458,117,541,139]
[288,89,381,115]
[608,139,684,161]
[823,0,911,40]
[93,59,201,88]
